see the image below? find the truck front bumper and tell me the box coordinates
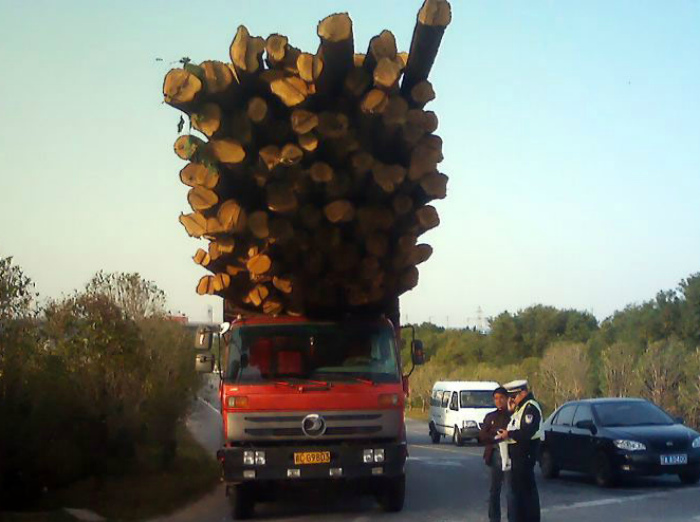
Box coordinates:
[218,441,407,483]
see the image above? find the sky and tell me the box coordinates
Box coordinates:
[1,1,699,327]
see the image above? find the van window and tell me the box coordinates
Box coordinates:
[441,392,450,408]
[460,390,495,408]
[430,390,442,407]
[449,392,459,411]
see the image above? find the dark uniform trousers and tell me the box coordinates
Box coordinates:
[507,395,542,522]
[509,438,540,522]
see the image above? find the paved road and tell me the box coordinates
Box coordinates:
[154,389,700,522]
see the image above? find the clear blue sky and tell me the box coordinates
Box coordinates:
[1,1,699,326]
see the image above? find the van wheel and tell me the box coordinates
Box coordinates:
[229,484,254,519]
[429,422,440,444]
[453,426,464,447]
[377,475,405,512]
[540,448,559,479]
[593,452,617,488]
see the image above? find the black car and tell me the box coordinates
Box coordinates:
[539,398,700,487]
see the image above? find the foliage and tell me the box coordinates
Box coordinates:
[0,260,198,508]
[407,272,700,424]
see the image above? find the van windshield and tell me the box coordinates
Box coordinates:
[460,390,495,408]
[224,322,400,384]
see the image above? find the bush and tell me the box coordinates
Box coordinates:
[0,260,198,508]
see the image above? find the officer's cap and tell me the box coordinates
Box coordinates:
[503,379,529,395]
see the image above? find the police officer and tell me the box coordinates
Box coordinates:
[496,380,543,522]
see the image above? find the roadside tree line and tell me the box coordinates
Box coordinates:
[406,273,700,427]
[0,257,199,508]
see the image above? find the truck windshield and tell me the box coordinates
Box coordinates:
[225,322,400,384]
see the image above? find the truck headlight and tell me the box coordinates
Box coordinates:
[374,449,385,463]
[243,450,255,465]
[255,451,266,465]
[614,440,646,451]
[463,420,478,429]
[363,449,374,463]
[692,437,700,449]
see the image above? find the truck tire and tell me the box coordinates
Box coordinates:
[229,484,254,520]
[377,475,405,512]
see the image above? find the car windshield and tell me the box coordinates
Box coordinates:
[224,322,400,384]
[460,390,495,408]
[593,401,675,427]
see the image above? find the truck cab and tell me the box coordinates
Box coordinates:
[195,315,423,519]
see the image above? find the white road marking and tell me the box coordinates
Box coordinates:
[542,486,700,513]
[408,456,465,467]
[411,443,481,457]
[198,397,221,415]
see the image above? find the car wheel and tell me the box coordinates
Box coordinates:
[229,483,254,520]
[377,475,405,512]
[453,426,464,447]
[678,470,700,485]
[429,422,441,444]
[540,448,560,479]
[593,452,617,488]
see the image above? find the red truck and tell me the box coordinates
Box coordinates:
[195,304,424,519]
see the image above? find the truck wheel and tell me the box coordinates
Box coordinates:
[452,426,464,447]
[229,484,254,520]
[377,475,405,512]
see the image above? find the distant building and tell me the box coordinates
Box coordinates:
[168,314,189,325]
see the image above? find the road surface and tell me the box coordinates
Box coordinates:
[154,387,700,522]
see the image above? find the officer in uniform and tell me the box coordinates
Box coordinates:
[496,380,543,522]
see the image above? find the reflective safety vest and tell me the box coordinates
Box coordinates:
[506,399,544,443]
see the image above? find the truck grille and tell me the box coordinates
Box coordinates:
[226,410,400,442]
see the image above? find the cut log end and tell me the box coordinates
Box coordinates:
[317,13,353,42]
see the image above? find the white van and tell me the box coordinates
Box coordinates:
[428,381,500,445]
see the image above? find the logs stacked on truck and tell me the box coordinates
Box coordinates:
[165,0,451,317]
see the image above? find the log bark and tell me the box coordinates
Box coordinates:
[401,0,452,95]
[315,13,354,95]
[364,30,397,73]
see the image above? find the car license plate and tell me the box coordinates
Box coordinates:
[294,451,331,465]
[660,454,687,466]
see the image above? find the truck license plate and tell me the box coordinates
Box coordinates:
[660,454,687,465]
[294,451,331,465]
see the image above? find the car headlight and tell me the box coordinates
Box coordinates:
[463,420,478,429]
[243,450,255,465]
[692,437,700,449]
[363,449,374,463]
[614,439,646,451]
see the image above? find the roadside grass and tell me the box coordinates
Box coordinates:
[405,408,430,422]
[35,425,220,521]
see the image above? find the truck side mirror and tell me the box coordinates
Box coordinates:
[195,351,215,373]
[411,340,425,366]
[194,327,213,350]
